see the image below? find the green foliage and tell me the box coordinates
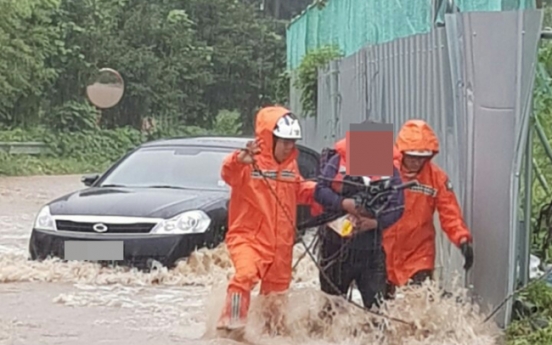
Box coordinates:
[47,128,144,162]
[543,5,552,29]
[0,106,245,176]
[509,11,552,341]
[529,41,552,261]
[0,126,143,163]
[0,0,287,131]
[273,70,291,106]
[293,45,343,116]
[314,0,328,10]
[45,100,98,132]
[506,280,552,345]
[0,0,288,176]
[0,123,244,176]
[212,109,242,136]
[0,152,112,176]
[0,0,60,126]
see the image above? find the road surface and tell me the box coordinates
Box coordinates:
[0,175,503,345]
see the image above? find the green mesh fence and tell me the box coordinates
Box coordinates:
[286,0,536,70]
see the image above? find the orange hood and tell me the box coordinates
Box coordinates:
[393,145,402,161]
[334,138,347,159]
[255,106,298,164]
[336,137,401,161]
[335,137,400,171]
[395,120,440,158]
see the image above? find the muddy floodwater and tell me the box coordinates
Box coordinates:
[0,175,504,345]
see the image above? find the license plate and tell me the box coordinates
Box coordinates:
[64,241,124,261]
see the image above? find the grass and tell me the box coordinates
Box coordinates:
[0,155,112,176]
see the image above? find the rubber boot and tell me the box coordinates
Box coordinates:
[217,290,251,331]
[261,292,289,336]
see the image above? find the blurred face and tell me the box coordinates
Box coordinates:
[273,138,297,163]
[402,154,430,175]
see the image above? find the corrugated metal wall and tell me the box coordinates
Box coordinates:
[292,27,466,291]
[290,9,543,327]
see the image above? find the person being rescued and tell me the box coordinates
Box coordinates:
[383,119,474,298]
[313,135,405,309]
[216,106,322,333]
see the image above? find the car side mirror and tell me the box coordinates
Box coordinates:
[81,174,100,187]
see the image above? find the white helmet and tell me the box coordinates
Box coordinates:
[404,150,433,157]
[273,113,302,140]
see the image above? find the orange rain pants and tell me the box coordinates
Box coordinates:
[217,106,322,329]
[383,120,473,287]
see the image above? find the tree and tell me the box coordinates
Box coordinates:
[0,0,60,127]
[182,0,287,132]
[0,0,288,134]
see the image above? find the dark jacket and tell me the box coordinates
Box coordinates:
[314,154,405,250]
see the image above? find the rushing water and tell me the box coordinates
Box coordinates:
[0,175,503,345]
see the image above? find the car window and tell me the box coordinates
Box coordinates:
[297,147,320,179]
[100,146,233,190]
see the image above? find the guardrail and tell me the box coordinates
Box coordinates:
[0,142,49,155]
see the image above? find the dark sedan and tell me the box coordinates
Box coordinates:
[29,136,321,269]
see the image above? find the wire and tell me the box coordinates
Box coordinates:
[251,156,518,325]
[250,161,416,327]
[482,200,552,324]
[245,153,526,327]
[483,266,552,323]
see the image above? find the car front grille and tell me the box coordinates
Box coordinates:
[55,220,157,234]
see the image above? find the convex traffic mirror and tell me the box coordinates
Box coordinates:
[86,68,124,109]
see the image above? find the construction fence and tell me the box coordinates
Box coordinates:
[286,0,535,70]
[290,9,544,327]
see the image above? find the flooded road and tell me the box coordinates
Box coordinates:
[0,175,212,344]
[0,175,504,345]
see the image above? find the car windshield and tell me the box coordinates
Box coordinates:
[99,146,233,190]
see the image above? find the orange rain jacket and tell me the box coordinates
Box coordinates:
[382,120,473,286]
[221,106,321,296]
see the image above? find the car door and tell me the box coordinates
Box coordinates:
[295,145,320,237]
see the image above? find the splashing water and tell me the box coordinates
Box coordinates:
[0,240,503,345]
[0,175,503,344]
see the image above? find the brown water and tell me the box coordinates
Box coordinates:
[0,175,504,345]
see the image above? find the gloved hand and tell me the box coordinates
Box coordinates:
[460,241,474,271]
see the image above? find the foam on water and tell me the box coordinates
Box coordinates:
[0,175,504,344]
[0,240,503,345]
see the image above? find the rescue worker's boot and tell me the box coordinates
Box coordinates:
[216,290,251,332]
[260,292,289,336]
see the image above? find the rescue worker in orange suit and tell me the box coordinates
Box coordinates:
[314,137,405,309]
[383,119,474,297]
[216,106,323,332]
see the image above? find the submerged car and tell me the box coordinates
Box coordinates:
[29,136,321,269]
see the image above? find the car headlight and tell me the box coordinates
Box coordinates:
[33,205,57,231]
[150,210,211,235]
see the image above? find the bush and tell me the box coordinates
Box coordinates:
[293,45,343,116]
[212,109,242,135]
[44,101,99,132]
[0,127,144,176]
[0,109,245,176]
[507,279,552,345]
[0,152,112,176]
